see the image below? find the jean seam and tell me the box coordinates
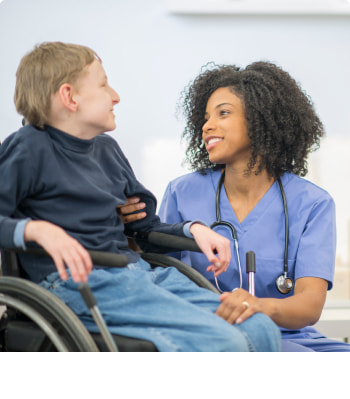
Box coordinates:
[240,330,256,352]
[149,328,180,351]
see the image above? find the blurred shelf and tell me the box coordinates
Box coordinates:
[314,299,350,340]
[168,0,350,16]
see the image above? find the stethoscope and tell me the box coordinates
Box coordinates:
[210,170,294,295]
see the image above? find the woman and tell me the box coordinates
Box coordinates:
[120,61,350,351]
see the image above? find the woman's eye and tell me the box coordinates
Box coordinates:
[220,110,229,116]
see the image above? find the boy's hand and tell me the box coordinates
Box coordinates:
[189,223,231,276]
[24,220,93,283]
[117,196,146,224]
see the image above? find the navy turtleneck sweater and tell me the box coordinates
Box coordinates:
[0,125,187,282]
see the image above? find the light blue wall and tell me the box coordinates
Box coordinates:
[1,0,349,172]
[1,0,350,263]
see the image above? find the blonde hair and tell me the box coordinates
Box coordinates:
[14,42,100,128]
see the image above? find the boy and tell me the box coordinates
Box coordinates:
[0,42,280,351]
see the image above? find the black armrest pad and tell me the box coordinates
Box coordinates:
[134,231,201,253]
[3,247,129,268]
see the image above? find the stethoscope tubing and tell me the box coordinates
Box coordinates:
[210,169,292,294]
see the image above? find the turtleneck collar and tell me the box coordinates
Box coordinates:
[45,125,95,153]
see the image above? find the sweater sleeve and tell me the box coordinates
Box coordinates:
[0,131,35,248]
[111,142,191,251]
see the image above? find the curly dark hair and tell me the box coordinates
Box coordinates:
[179,61,324,179]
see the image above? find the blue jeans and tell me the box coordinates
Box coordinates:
[40,258,281,352]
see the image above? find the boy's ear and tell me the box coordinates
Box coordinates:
[58,83,78,112]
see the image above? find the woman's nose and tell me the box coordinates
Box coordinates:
[202,117,215,133]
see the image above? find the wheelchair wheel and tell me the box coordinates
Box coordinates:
[0,277,99,352]
[140,253,219,293]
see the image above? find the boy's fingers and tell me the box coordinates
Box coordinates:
[65,247,92,283]
[76,245,93,272]
[51,253,68,281]
[50,245,92,283]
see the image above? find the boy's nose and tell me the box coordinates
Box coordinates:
[112,90,120,104]
[109,85,120,104]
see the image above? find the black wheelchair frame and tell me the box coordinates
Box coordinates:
[0,232,219,352]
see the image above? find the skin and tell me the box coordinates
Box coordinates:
[23,60,232,283]
[118,87,329,330]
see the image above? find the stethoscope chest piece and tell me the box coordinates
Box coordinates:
[275,274,294,294]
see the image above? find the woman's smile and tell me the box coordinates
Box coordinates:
[205,136,223,151]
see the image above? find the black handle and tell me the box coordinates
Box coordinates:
[78,283,97,309]
[246,251,256,273]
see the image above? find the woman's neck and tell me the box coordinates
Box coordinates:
[223,165,275,223]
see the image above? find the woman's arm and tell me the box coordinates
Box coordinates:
[216,276,328,329]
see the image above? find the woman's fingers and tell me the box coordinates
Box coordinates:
[215,289,256,325]
[116,197,147,224]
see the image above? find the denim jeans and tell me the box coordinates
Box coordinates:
[40,258,281,352]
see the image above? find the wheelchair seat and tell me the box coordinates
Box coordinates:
[0,236,218,352]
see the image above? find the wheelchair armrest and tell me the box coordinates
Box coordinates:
[3,247,129,268]
[133,231,201,252]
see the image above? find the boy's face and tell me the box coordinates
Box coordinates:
[73,59,119,138]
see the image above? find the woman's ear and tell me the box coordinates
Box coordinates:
[58,83,78,112]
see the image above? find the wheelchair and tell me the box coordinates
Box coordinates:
[0,232,219,352]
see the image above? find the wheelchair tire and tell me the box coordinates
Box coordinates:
[0,276,99,352]
[140,253,219,294]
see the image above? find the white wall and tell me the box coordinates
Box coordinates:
[0,0,350,259]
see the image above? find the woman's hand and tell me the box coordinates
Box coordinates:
[117,196,146,224]
[24,220,93,283]
[215,288,258,324]
[189,222,231,276]
[216,277,328,329]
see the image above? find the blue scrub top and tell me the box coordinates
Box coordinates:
[158,169,336,299]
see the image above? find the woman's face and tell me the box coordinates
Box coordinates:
[202,87,251,167]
